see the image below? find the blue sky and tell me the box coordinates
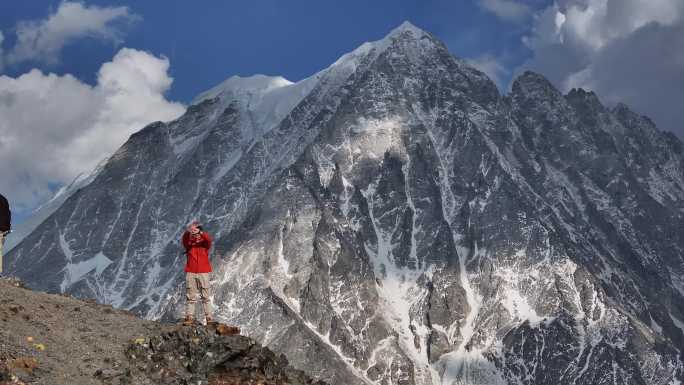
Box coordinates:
[1,0,683,223]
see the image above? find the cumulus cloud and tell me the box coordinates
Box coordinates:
[478,0,532,23]
[0,48,185,212]
[3,1,138,67]
[520,0,684,135]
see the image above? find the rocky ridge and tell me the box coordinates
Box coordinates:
[0,277,323,385]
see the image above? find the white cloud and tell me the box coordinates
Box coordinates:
[478,0,532,23]
[467,53,509,90]
[519,0,684,135]
[3,1,138,67]
[0,48,185,212]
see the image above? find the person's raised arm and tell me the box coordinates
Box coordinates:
[201,232,213,249]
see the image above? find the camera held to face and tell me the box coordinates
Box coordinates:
[188,221,203,235]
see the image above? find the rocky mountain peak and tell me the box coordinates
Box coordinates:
[387,20,428,38]
[611,101,656,131]
[564,87,609,120]
[510,70,565,103]
[191,74,294,105]
[324,20,442,78]
[7,22,684,385]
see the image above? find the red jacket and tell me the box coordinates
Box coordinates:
[182,231,213,273]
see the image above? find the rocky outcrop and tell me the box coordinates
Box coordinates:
[125,325,325,385]
[0,278,324,385]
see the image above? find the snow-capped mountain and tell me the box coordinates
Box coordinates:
[7,22,684,385]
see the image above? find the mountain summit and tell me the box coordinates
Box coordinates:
[8,22,684,385]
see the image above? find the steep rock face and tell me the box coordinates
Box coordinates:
[8,22,684,385]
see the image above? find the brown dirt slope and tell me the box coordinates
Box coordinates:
[0,278,325,385]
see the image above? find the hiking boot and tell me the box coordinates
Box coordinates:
[182,316,194,326]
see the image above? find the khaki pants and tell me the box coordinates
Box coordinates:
[185,272,212,319]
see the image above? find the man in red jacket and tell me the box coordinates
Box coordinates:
[182,221,214,326]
